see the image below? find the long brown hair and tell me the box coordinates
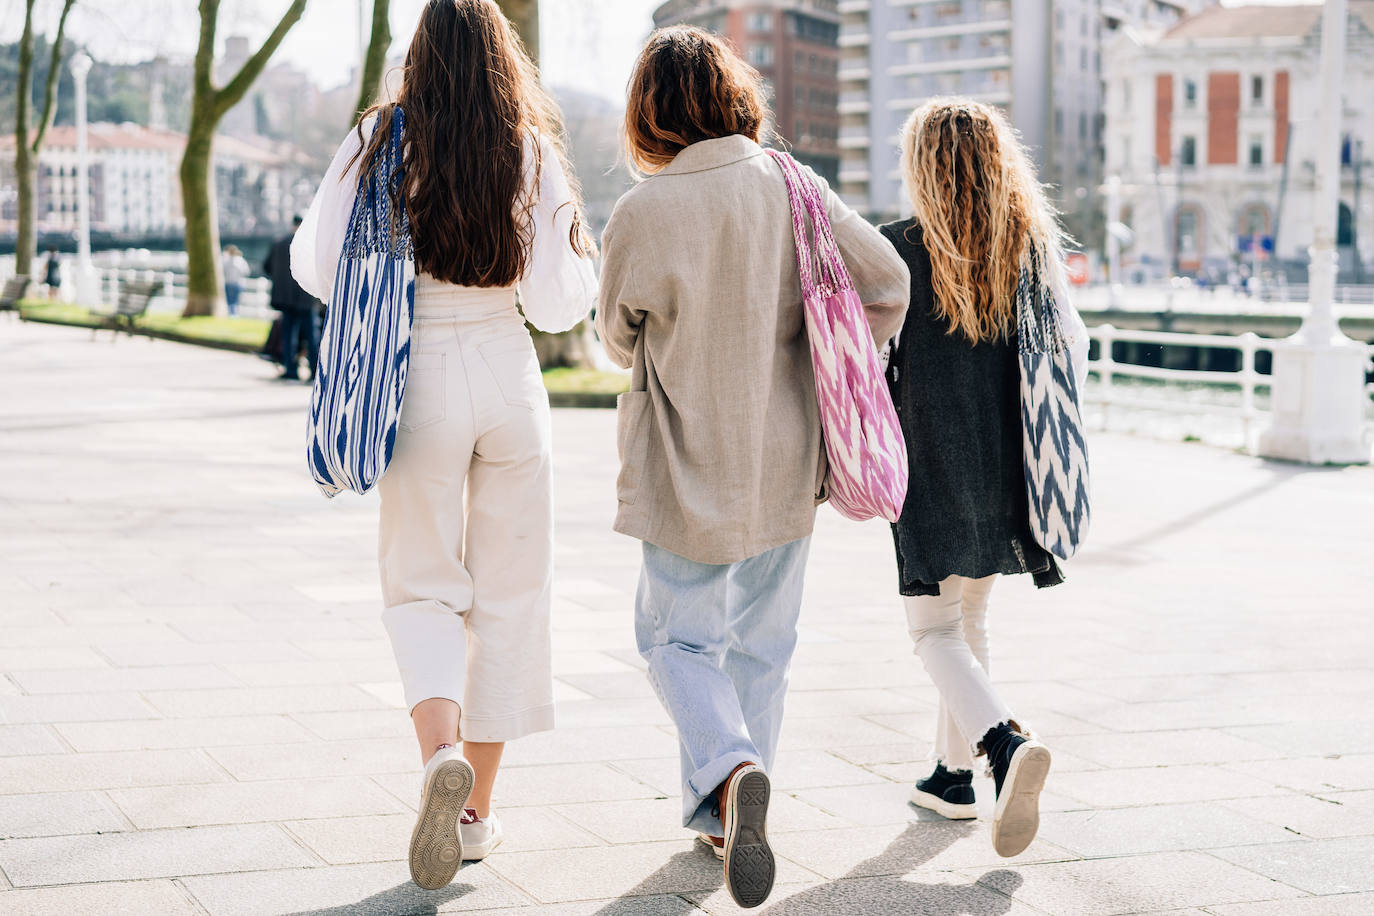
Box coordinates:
[900,98,1066,344]
[623,26,768,177]
[352,0,590,287]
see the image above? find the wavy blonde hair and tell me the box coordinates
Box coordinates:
[900,98,1066,344]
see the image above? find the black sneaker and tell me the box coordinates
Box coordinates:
[910,763,978,820]
[983,724,1052,858]
[721,764,775,909]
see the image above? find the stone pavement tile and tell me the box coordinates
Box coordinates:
[142,684,389,718]
[484,841,818,904]
[775,714,912,751]
[1220,793,1374,839]
[1224,721,1374,757]
[0,791,127,839]
[1050,729,1287,769]
[1209,836,1374,895]
[98,640,311,666]
[1069,674,1240,704]
[0,749,225,794]
[550,650,642,676]
[1052,764,1287,807]
[607,757,690,797]
[493,762,664,807]
[830,742,928,767]
[790,780,924,827]
[1206,893,1374,914]
[182,860,530,915]
[0,823,316,886]
[500,725,680,767]
[547,794,841,847]
[1037,802,1297,857]
[109,775,407,829]
[55,713,316,752]
[294,583,386,604]
[969,850,1306,915]
[0,646,109,671]
[554,697,673,729]
[290,708,415,741]
[11,664,241,694]
[1221,755,1374,794]
[0,675,18,696]
[787,661,923,692]
[769,820,1074,881]
[292,638,395,661]
[224,658,401,688]
[0,623,185,647]
[782,688,919,719]
[0,692,157,724]
[209,737,414,781]
[770,749,891,790]
[288,806,603,865]
[0,724,66,756]
[852,710,941,740]
[0,880,201,915]
[691,874,1043,916]
[469,897,705,915]
[172,619,374,645]
[555,671,658,700]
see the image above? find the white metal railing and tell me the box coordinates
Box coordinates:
[1087,324,1277,442]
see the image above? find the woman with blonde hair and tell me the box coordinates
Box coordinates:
[292,0,595,888]
[598,26,908,908]
[881,99,1088,857]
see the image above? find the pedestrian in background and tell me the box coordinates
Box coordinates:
[597,26,908,909]
[263,216,319,380]
[292,0,595,890]
[221,244,249,316]
[43,247,61,300]
[881,99,1089,858]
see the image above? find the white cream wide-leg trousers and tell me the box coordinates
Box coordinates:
[378,285,555,743]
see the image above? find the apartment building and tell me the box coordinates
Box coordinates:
[1103,2,1374,279]
[653,0,842,183]
[838,0,1197,239]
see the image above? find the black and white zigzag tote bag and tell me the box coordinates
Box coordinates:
[1017,246,1091,560]
[307,106,415,497]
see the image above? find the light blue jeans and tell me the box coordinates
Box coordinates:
[634,536,812,834]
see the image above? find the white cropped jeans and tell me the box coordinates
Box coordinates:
[904,574,1015,772]
[377,282,555,743]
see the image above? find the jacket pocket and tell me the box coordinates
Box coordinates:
[478,336,543,410]
[400,352,446,432]
[616,391,652,505]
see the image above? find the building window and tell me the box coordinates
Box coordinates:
[1251,75,1263,106]
[747,11,771,33]
[1238,204,1269,238]
[1181,135,1197,167]
[1175,205,1203,261]
[1183,78,1197,109]
[747,44,774,68]
[1248,136,1263,167]
[1054,108,1064,136]
[936,2,962,20]
[945,36,961,53]
[1122,80,1132,109]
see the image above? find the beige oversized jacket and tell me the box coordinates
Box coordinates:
[596,135,910,565]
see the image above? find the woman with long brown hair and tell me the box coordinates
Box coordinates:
[292,0,595,889]
[598,27,909,908]
[881,99,1088,857]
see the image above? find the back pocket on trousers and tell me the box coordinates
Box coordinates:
[478,338,543,410]
[400,352,446,432]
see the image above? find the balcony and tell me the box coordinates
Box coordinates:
[839,90,871,114]
[839,127,871,149]
[838,66,871,83]
[839,28,870,48]
[889,55,1012,77]
[836,0,870,12]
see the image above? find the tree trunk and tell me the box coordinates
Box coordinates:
[180,127,221,317]
[354,0,391,119]
[496,0,538,63]
[13,1,36,276]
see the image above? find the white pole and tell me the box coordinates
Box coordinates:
[70,51,99,307]
[1258,0,1371,464]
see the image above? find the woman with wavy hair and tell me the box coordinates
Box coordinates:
[598,26,909,908]
[881,99,1088,857]
[292,0,595,888]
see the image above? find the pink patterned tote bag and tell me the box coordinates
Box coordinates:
[768,150,909,523]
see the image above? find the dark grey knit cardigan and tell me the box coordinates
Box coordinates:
[880,219,1063,597]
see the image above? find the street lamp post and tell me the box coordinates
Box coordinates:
[1257,0,1371,464]
[70,51,99,308]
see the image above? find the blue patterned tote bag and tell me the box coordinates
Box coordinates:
[1017,244,1091,559]
[307,106,415,497]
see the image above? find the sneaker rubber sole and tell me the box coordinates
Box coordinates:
[409,757,475,890]
[910,786,978,820]
[991,740,1051,858]
[723,767,775,909]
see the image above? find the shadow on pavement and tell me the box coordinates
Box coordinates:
[285,879,473,916]
[591,818,1024,914]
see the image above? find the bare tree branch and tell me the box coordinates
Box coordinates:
[32,0,76,154]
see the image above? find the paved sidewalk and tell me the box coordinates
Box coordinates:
[2,320,1373,915]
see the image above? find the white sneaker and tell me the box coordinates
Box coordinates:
[697,831,725,860]
[460,808,504,860]
[408,747,474,890]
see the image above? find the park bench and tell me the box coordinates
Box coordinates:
[96,278,164,339]
[0,275,30,318]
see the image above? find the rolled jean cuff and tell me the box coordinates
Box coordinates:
[383,599,467,713]
[684,749,759,834]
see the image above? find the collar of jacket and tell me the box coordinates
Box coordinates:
[657,135,766,177]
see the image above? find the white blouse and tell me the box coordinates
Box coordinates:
[291,119,597,333]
